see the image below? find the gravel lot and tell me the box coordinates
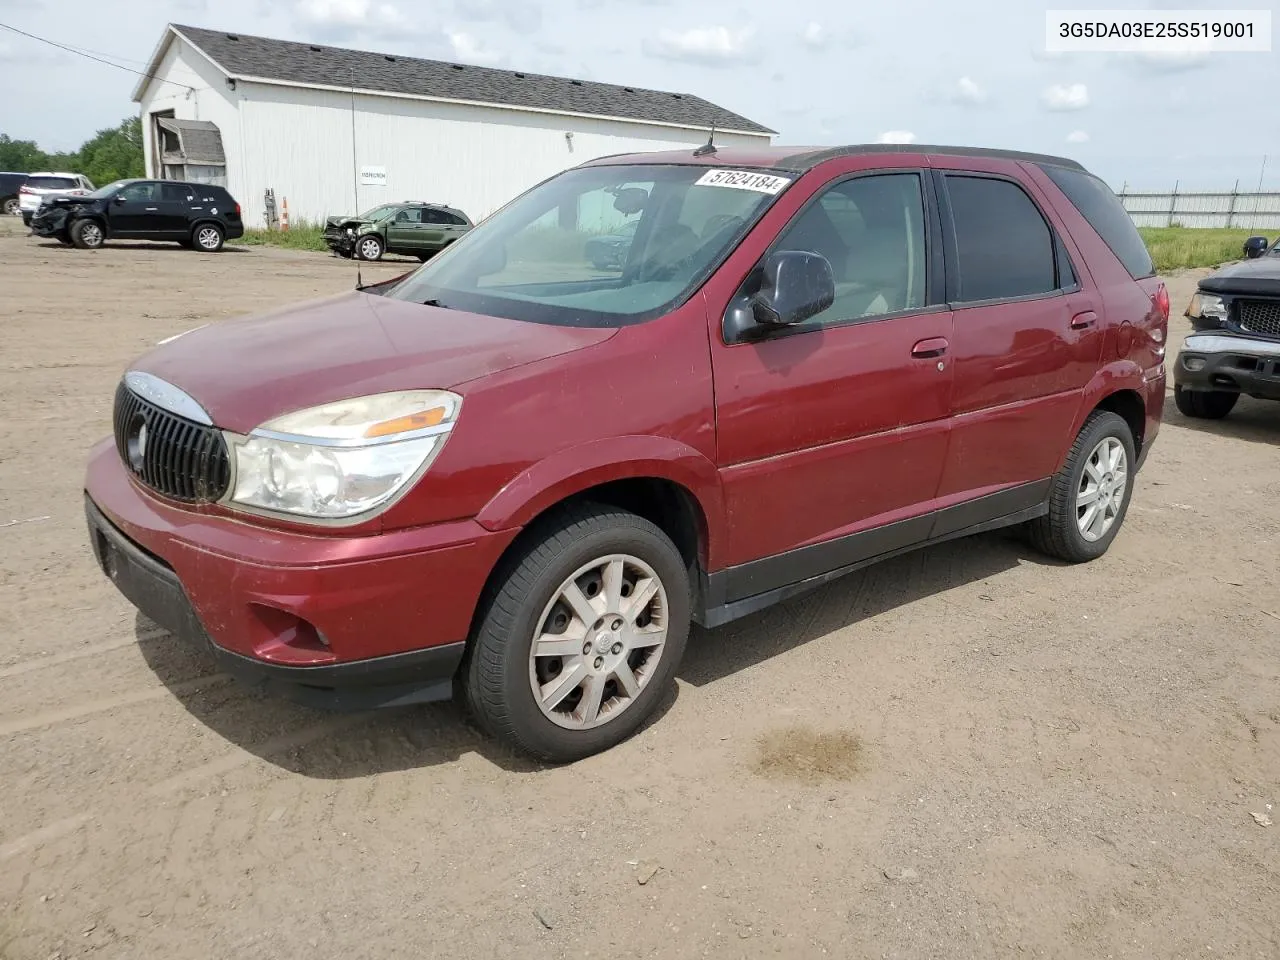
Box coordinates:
[1,216,1277,960]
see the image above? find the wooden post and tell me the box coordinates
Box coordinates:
[1227,180,1239,229]
[1169,181,1178,227]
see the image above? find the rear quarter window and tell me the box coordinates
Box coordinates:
[1038,164,1154,279]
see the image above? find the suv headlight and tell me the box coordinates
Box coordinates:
[226,390,461,522]
[1186,292,1227,321]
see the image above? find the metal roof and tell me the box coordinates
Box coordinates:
[139,24,774,137]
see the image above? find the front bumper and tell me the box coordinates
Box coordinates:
[84,439,519,709]
[323,232,357,254]
[1172,333,1280,402]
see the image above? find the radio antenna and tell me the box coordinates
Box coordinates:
[693,124,717,157]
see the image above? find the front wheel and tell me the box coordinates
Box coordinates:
[70,219,105,249]
[1174,384,1237,419]
[463,504,691,763]
[1027,410,1136,563]
[355,235,384,261]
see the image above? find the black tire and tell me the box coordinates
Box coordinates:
[2,197,18,216]
[463,503,691,763]
[355,235,383,261]
[415,252,431,262]
[191,223,224,252]
[1027,410,1136,563]
[70,218,105,249]
[22,212,32,227]
[1174,384,1237,420]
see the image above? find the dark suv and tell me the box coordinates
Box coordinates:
[30,179,244,252]
[323,201,472,261]
[85,145,1167,762]
[1,172,27,217]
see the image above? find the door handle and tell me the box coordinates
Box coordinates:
[144,206,158,211]
[1070,311,1098,329]
[911,337,949,358]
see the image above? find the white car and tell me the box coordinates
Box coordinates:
[19,172,95,225]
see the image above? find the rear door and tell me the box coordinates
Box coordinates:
[158,183,195,236]
[710,169,954,589]
[419,208,452,248]
[933,163,1103,507]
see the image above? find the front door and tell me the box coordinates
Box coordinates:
[710,171,954,599]
[386,207,423,253]
[108,181,165,237]
[932,167,1105,506]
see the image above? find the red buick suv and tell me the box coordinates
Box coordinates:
[85,145,1169,761]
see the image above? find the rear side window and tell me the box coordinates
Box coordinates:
[27,176,77,190]
[945,176,1056,302]
[445,212,468,226]
[1039,164,1154,279]
[163,183,191,202]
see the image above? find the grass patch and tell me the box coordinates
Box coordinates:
[752,725,864,783]
[1138,227,1261,273]
[237,219,328,253]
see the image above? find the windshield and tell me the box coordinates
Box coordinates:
[385,164,793,326]
[89,180,128,199]
[359,204,397,221]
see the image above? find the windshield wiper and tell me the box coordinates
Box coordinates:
[421,298,450,309]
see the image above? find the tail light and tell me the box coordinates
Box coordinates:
[1154,284,1170,322]
[234,202,241,215]
[19,185,32,195]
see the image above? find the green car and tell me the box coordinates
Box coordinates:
[323,201,473,261]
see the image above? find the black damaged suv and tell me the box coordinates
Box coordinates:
[1174,240,1280,419]
[30,178,244,252]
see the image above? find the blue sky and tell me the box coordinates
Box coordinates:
[1,0,1277,191]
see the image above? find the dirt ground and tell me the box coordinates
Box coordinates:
[1,216,1277,960]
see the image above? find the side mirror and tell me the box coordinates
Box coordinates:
[1243,235,1268,259]
[751,250,835,326]
[112,195,126,205]
[723,250,835,342]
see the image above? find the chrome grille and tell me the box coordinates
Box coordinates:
[1237,299,1280,338]
[112,382,231,502]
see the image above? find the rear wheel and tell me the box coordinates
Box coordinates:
[70,219,105,249]
[1028,410,1135,563]
[192,223,224,252]
[1174,384,1237,419]
[2,197,18,216]
[356,235,384,261]
[464,504,690,763]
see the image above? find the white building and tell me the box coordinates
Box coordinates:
[133,24,774,228]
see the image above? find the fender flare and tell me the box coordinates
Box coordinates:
[474,435,725,560]
[1058,360,1148,471]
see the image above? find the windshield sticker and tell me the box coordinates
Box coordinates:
[695,170,792,194]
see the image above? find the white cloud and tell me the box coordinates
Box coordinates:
[801,22,827,49]
[875,130,917,144]
[1041,82,1089,111]
[1066,130,1090,143]
[446,30,503,64]
[294,0,415,40]
[451,0,542,33]
[946,75,987,105]
[644,25,754,65]
[1131,48,1210,72]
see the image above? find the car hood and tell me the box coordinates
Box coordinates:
[1200,258,1280,296]
[132,289,617,433]
[325,215,376,228]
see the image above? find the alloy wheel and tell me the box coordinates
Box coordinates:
[80,223,103,247]
[528,554,669,730]
[359,238,382,260]
[1076,436,1128,542]
[197,227,221,250]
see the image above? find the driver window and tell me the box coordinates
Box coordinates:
[774,173,927,329]
[395,208,423,223]
[119,182,158,202]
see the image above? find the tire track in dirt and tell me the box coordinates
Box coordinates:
[0,626,168,681]
[0,674,233,736]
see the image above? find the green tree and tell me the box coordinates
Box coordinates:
[77,117,145,185]
[0,117,143,183]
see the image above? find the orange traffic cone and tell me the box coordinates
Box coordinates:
[281,198,290,232]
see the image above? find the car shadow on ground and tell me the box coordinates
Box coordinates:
[678,529,1039,687]
[134,612,679,777]
[1162,392,1280,447]
[135,526,1042,777]
[33,241,250,253]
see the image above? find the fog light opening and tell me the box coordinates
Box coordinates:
[1183,355,1206,372]
[248,604,336,665]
